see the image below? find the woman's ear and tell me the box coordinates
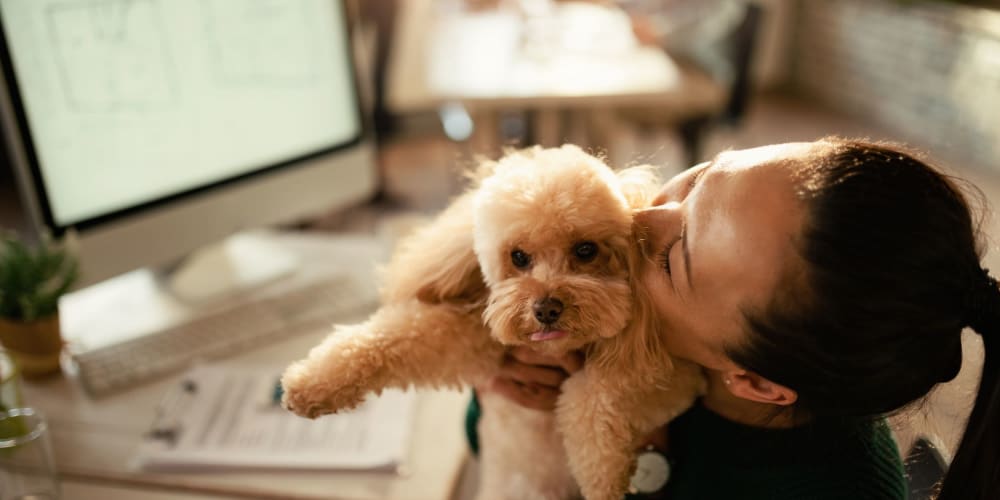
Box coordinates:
[723,369,798,406]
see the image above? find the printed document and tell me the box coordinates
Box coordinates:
[135,365,416,472]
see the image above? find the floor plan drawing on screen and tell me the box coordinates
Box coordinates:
[45,0,177,112]
[205,0,319,86]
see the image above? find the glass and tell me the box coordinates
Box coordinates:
[0,352,24,412]
[0,408,60,500]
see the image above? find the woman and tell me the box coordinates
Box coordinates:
[470,138,998,499]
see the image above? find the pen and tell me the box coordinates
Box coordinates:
[271,379,284,408]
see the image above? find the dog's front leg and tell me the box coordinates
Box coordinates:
[556,366,640,500]
[281,300,502,419]
[556,362,704,500]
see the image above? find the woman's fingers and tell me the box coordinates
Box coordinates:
[557,350,585,374]
[499,357,567,388]
[507,346,563,366]
[508,346,585,375]
[481,347,586,411]
[487,377,561,412]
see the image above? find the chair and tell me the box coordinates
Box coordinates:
[620,1,765,166]
[904,436,948,500]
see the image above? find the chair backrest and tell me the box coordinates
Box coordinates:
[905,436,948,500]
[720,2,764,125]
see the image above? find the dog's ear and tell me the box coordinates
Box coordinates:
[616,165,661,210]
[588,233,672,384]
[381,191,489,306]
[415,247,487,305]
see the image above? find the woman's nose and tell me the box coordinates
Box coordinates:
[635,202,681,227]
[651,187,673,206]
[633,203,682,251]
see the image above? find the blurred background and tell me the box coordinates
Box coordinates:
[358,0,1000,215]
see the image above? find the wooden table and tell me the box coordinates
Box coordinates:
[386,0,726,155]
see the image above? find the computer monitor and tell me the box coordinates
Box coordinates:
[0,0,376,296]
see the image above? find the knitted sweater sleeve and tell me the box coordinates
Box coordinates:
[736,420,908,500]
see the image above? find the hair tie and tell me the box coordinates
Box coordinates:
[964,268,999,332]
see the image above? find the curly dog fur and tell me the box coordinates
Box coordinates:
[281,145,705,500]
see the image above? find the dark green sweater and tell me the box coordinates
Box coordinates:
[465,395,907,499]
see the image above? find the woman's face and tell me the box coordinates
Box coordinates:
[635,142,817,371]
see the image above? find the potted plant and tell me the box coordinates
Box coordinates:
[0,234,78,379]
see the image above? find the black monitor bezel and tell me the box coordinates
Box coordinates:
[0,0,366,237]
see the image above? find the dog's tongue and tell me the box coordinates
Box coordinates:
[530,330,567,341]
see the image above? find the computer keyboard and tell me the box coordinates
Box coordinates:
[72,276,377,397]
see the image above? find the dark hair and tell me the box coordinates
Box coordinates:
[727,138,999,499]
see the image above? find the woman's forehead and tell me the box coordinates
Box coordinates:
[690,156,806,317]
[714,142,820,172]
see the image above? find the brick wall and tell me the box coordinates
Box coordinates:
[791,0,1000,171]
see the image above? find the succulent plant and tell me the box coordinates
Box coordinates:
[0,234,78,322]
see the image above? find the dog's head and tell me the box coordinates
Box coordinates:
[472,145,648,355]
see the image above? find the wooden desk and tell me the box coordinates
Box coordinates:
[386,0,725,153]
[61,480,233,500]
[18,232,472,500]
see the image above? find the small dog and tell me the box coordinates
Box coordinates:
[281,145,705,500]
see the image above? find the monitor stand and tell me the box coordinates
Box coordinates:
[160,231,300,305]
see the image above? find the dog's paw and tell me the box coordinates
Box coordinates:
[281,391,332,419]
[279,362,328,418]
[279,361,367,418]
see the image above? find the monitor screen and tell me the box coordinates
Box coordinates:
[0,0,361,229]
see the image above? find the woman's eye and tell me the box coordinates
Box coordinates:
[511,249,531,269]
[659,239,679,276]
[573,241,598,262]
[686,164,709,194]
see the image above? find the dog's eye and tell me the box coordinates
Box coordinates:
[511,249,531,269]
[573,241,598,262]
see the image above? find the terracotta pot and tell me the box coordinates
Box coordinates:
[0,313,62,379]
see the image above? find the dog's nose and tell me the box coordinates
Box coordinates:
[533,297,564,325]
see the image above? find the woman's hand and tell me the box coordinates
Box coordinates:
[481,346,584,411]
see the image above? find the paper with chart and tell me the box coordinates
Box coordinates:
[135,365,417,472]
